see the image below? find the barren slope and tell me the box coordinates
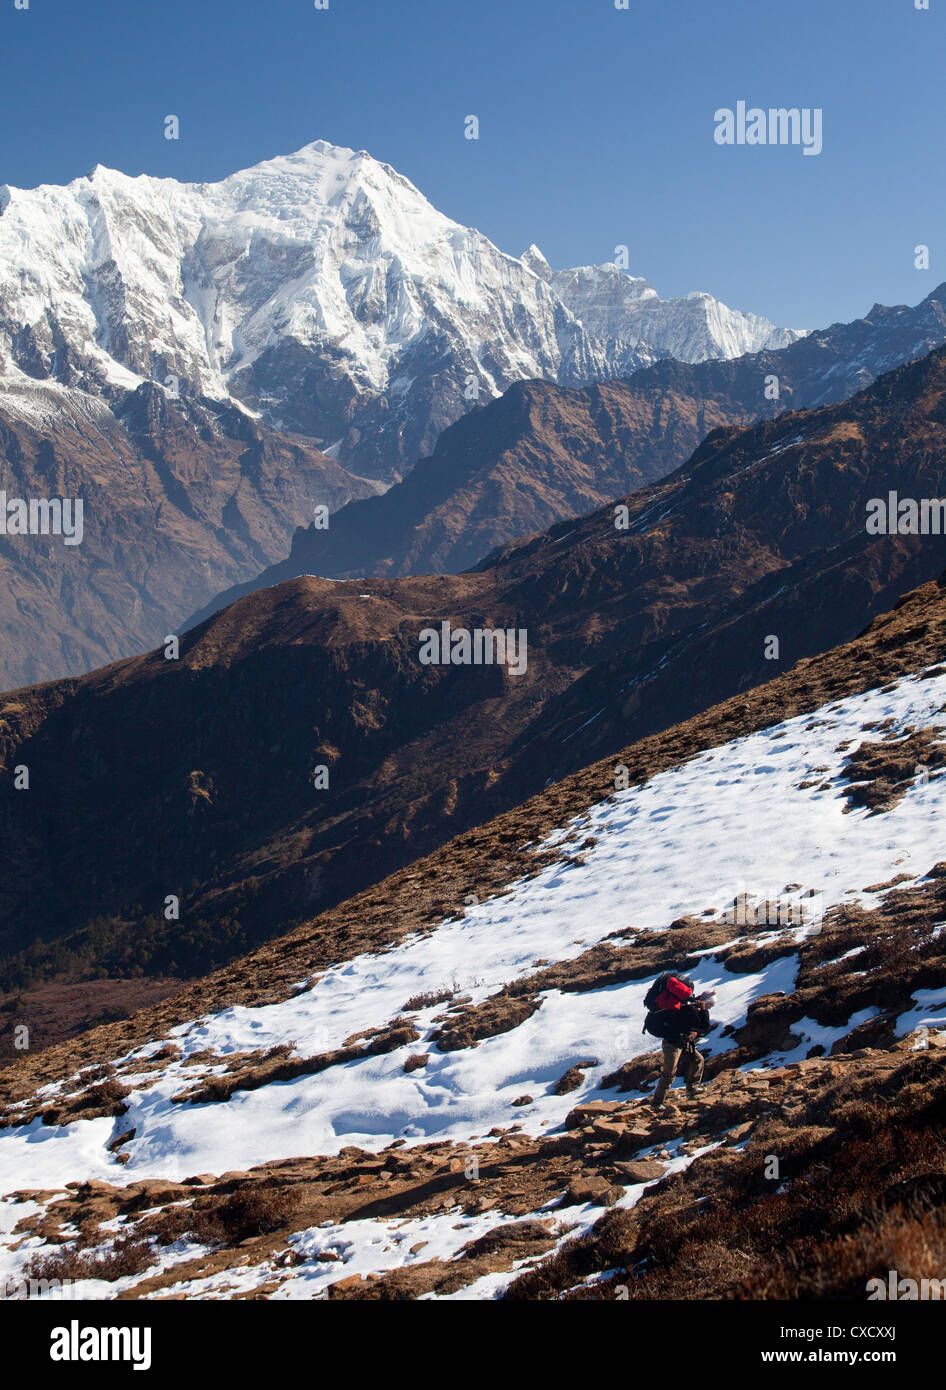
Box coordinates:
[0,381,375,688]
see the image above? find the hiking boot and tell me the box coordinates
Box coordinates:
[652,1100,678,1117]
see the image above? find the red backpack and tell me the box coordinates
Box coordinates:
[642,973,703,1041]
[644,972,694,1013]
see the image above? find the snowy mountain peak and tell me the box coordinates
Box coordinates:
[0,139,804,478]
[521,243,552,279]
[213,138,433,214]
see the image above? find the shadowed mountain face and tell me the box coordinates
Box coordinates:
[189,284,946,622]
[0,382,376,690]
[3,346,946,987]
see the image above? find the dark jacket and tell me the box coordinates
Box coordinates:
[658,1000,710,1048]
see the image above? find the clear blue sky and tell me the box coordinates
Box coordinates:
[2,0,943,330]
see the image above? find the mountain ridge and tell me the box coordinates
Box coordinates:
[186,282,946,621]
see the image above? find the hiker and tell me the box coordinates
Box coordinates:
[642,972,715,1109]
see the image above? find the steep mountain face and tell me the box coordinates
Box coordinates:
[192,283,946,604]
[2,347,946,993]
[1,576,945,1301]
[0,379,374,690]
[190,374,737,603]
[0,141,798,485]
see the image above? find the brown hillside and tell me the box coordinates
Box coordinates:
[2,347,946,1010]
[0,382,375,688]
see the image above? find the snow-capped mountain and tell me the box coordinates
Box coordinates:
[0,140,801,480]
[528,247,797,377]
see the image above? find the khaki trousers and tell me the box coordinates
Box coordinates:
[653,1040,704,1106]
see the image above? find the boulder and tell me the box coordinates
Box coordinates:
[329,1273,380,1295]
[565,1177,624,1207]
[613,1159,665,1183]
[564,1100,624,1129]
[591,1120,627,1142]
[614,1128,653,1157]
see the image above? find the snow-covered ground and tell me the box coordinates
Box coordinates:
[0,1138,720,1303]
[1,663,944,1296]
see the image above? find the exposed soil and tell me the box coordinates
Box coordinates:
[839,725,946,813]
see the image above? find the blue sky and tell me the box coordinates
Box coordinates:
[1,0,942,330]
